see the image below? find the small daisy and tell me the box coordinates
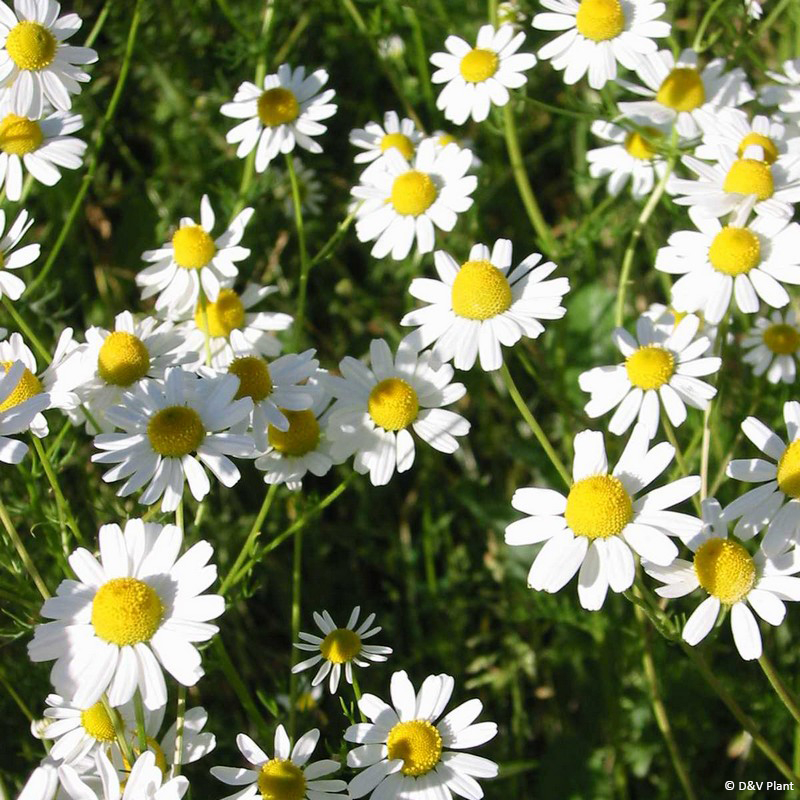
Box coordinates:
[430,24,536,123]
[137,196,254,318]
[744,0,765,18]
[352,138,476,261]
[344,669,498,800]
[742,310,800,384]
[0,358,49,463]
[0,207,38,300]
[641,302,719,345]
[92,368,254,512]
[0,1,98,118]
[644,498,800,660]
[350,110,423,169]
[618,48,755,140]
[429,130,483,170]
[761,59,800,117]
[18,755,96,800]
[220,63,336,172]
[292,607,393,694]
[506,424,702,610]
[0,108,85,200]
[28,518,224,710]
[579,314,720,438]
[325,340,470,487]
[400,239,570,371]
[143,705,217,769]
[532,0,669,90]
[211,725,347,800]
[656,207,800,324]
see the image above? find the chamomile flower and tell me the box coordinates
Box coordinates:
[18,755,96,800]
[92,368,254,512]
[352,139,476,261]
[344,669,498,800]
[0,358,48,463]
[292,607,393,694]
[618,48,754,140]
[210,725,347,800]
[0,207,38,300]
[0,2,98,118]
[430,24,536,123]
[137,196,254,318]
[220,63,337,172]
[27,518,225,710]
[325,340,470,487]
[761,59,800,118]
[644,498,800,660]
[744,0,765,18]
[506,425,702,610]
[0,108,85,200]
[742,310,800,384]
[400,239,570,371]
[656,208,800,324]
[532,0,669,90]
[579,314,720,438]
[349,110,423,169]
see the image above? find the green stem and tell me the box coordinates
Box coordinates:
[101,695,134,767]
[759,653,800,727]
[660,415,701,515]
[171,685,186,777]
[84,0,112,49]
[286,154,310,351]
[2,297,50,364]
[701,315,729,500]
[175,500,184,535]
[352,672,366,723]
[32,436,83,545]
[308,211,356,270]
[0,495,49,600]
[692,0,726,51]
[133,690,148,753]
[289,526,303,740]
[198,290,213,367]
[0,661,34,722]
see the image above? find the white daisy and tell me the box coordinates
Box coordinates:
[18,755,96,800]
[742,310,800,385]
[0,358,48,463]
[429,130,483,170]
[400,238,570,371]
[352,138,476,261]
[506,424,702,610]
[325,340,470,487]
[761,59,800,118]
[349,110,423,170]
[292,606,393,694]
[143,705,216,769]
[220,63,336,172]
[0,207,38,300]
[430,24,536,123]
[211,724,347,800]
[533,0,669,90]
[27,518,224,710]
[641,302,719,346]
[92,368,255,512]
[579,314,720,438]
[344,669,498,800]
[0,1,97,118]
[656,207,800,324]
[744,0,765,18]
[644,498,800,660]
[137,196,254,318]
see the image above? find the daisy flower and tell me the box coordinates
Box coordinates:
[18,755,96,800]
[0,108,85,200]
[325,340,470,487]
[742,310,800,384]
[352,139,476,261]
[506,424,702,610]
[136,196,254,318]
[27,518,224,710]
[220,63,336,172]
[618,48,755,140]
[760,59,800,118]
[656,207,800,324]
[211,725,347,800]
[744,0,765,18]
[644,498,800,660]
[532,0,669,90]
[579,314,720,438]
[292,607,393,694]
[430,24,536,124]
[350,110,423,170]
[0,207,39,300]
[400,238,570,371]
[641,302,719,345]
[92,368,254,512]
[0,1,97,118]
[344,669,498,800]
[0,358,49,463]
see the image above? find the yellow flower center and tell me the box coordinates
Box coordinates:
[707,226,761,276]
[194,289,246,338]
[172,225,216,270]
[694,537,756,605]
[319,628,362,663]
[655,68,706,112]
[380,132,414,160]
[0,361,42,411]
[575,0,625,41]
[5,21,57,70]
[777,439,800,499]
[459,48,499,82]
[386,719,443,777]
[763,324,800,355]
[80,703,116,742]
[390,170,437,216]
[368,378,419,431]
[147,405,205,457]
[723,158,774,201]
[738,132,778,165]
[625,345,675,390]
[565,474,633,539]
[268,410,320,456]
[0,113,43,156]
[257,759,307,800]
[624,128,661,160]
[438,134,457,147]
[97,332,150,387]
[91,577,164,647]
[451,259,513,320]
[228,356,273,402]
[258,88,300,127]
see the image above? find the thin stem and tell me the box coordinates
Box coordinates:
[660,415,701,515]
[0,495,49,600]
[0,661,35,722]
[171,685,186,777]
[286,154,309,351]
[289,527,303,739]
[2,298,50,364]
[175,500,184,535]
[32,437,83,545]
[692,0,726,51]
[133,690,148,753]
[101,695,134,767]
[308,211,356,270]
[759,653,800,727]
[352,673,366,723]
[198,290,213,367]
[84,0,112,48]
[701,315,730,500]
